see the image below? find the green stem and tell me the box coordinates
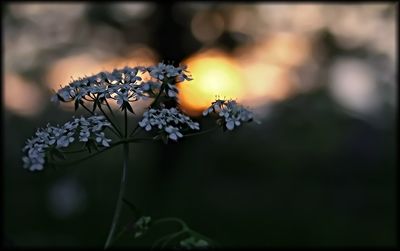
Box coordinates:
[183,126,218,138]
[124,107,128,138]
[49,125,218,168]
[81,99,120,137]
[48,137,153,167]
[127,82,165,138]
[80,103,95,115]
[104,143,130,249]
[60,148,87,154]
[105,126,121,138]
[152,230,186,249]
[111,218,136,245]
[129,124,140,137]
[150,84,164,109]
[104,98,118,121]
[153,217,218,247]
[98,103,123,137]
[161,230,187,248]
[152,217,189,230]
[187,229,218,245]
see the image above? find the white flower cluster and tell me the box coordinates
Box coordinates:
[147,63,193,97]
[51,64,192,108]
[203,99,254,130]
[22,115,112,171]
[138,108,200,141]
[51,67,145,106]
[147,63,192,82]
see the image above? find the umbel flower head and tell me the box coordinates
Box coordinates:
[203,99,254,130]
[22,115,111,171]
[22,62,255,172]
[50,64,192,113]
[138,107,200,141]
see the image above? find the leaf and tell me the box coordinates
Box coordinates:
[133,216,152,239]
[180,236,209,249]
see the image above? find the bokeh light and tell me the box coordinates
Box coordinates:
[45,45,157,113]
[329,58,381,114]
[4,73,45,117]
[178,50,245,115]
[191,10,225,44]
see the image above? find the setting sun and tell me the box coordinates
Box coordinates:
[178,50,245,116]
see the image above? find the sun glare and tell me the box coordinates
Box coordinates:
[178,50,245,116]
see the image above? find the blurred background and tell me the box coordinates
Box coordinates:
[3,2,397,248]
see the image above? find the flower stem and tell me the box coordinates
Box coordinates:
[128,84,165,138]
[152,217,189,230]
[80,102,95,115]
[129,124,140,137]
[98,103,123,137]
[81,101,120,136]
[104,142,129,249]
[183,126,218,138]
[124,107,128,138]
[48,137,153,167]
[104,98,118,121]
[150,83,165,109]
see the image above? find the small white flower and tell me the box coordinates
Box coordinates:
[165,126,183,141]
[138,107,200,142]
[148,63,166,81]
[30,163,44,171]
[203,99,254,131]
[22,115,112,171]
[95,132,111,147]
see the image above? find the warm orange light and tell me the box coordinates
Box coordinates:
[240,62,296,106]
[5,73,45,117]
[45,45,157,113]
[178,50,245,115]
[232,32,310,107]
[246,32,310,68]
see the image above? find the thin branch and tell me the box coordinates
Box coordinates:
[48,143,121,167]
[60,148,87,154]
[128,83,165,138]
[129,124,140,137]
[104,143,129,249]
[183,126,219,138]
[104,98,118,121]
[80,103,95,115]
[98,103,123,137]
[152,217,189,230]
[48,137,154,167]
[152,230,186,249]
[124,107,128,138]
[161,230,187,248]
[105,126,121,138]
[81,100,120,136]
[149,84,164,109]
